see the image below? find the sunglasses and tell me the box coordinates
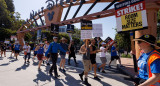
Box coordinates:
[137,41,143,44]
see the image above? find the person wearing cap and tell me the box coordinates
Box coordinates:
[36,42,44,71]
[59,38,68,72]
[14,42,21,60]
[132,35,160,86]
[98,42,108,73]
[79,39,91,86]
[45,37,68,78]
[108,42,122,68]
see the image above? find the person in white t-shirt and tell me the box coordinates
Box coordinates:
[24,43,31,63]
[44,41,50,65]
[98,42,108,73]
[23,43,28,61]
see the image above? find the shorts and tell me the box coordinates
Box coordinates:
[1,49,6,51]
[37,54,44,60]
[47,54,50,58]
[90,57,96,64]
[111,56,120,61]
[15,50,20,54]
[100,57,107,64]
[60,55,66,59]
[82,60,92,73]
[34,52,37,56]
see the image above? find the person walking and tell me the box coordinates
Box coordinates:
[68,40,78,66]
[132,35,160,86]
[108,42,122,68]
[33,44,38,61]
[44,41,50,65]
[98,42,108,73]
[0,43,7,57]
[10,43,15,57]
[14,42,21,60]
[79,39,91,86]
[59,38,68,73]
[24,43,31,63]
[89,39,101,80]
[36,42,44,71]
[45,37,68,78]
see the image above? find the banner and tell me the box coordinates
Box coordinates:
[104,37,115,47]
[92,24,103,37]
[81,20,92,39]
[115,0,148,32]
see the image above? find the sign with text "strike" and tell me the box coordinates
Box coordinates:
[81,20,92,39]
[115,0,148,32]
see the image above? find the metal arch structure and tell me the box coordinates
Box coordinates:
[17,0,160,46]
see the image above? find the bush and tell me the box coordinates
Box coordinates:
[121,53,132,58]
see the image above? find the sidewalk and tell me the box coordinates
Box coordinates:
[118,58,138,79]
[0,51,134,86]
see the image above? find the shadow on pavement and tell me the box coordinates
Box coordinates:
[0,57,4,60]
[33,70,52,86]
[0,63,10,66]
[15,63,30,71]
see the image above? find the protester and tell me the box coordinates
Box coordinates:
[24,43,31,63]
[68,40,78,66]
[98,42,108,73]
[59,38,68,73]
[0,43,7,57]
[108,42,122,68]
[36,42,44,71]
[14,42,21,60]
[23,43,28,63]
[79,39,91,86]
[45,37,68,78]
[89,39,101,80]
[44,41,50,65]
[33,44,38,61]
[10,43,15,57]
[133,35,160,86]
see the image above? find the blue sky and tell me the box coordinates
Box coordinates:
[13,0,117,40]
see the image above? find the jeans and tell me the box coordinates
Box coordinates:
[50,53,58,76]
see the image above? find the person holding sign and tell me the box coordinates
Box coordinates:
[132,35,160,86]
[79,39,91,86]
[89,39,101,80]
[98,42,108,73]
[108,42,122,68]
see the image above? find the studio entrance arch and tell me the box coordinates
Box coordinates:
[17,0,160,60]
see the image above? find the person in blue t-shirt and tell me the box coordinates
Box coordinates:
[14,42,21,60]
[133,35,160,86]
[36,42,44,71]
[108,42,122,68]
[45,37,68,78]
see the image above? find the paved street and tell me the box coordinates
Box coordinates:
[0,51,134,86]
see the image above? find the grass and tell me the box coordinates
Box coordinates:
[121,53,132,58]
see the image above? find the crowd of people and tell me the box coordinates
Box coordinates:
[0,34,160,86]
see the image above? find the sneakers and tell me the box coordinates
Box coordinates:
[94,76,101,81]
[38,68,41,71]
[55,75,60,78]
[49,72,53,76]
[62,69,66,73]
[102,70,106,73]
[59,68,62,71]
[47,63,50,66]
[83,78,91,86]
[27,60,30,63]
[79,74,83,81]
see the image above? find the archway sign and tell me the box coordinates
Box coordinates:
[17,0,160,47]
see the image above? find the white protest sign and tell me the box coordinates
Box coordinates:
[92,24,103,37]
[81,30,92,39]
